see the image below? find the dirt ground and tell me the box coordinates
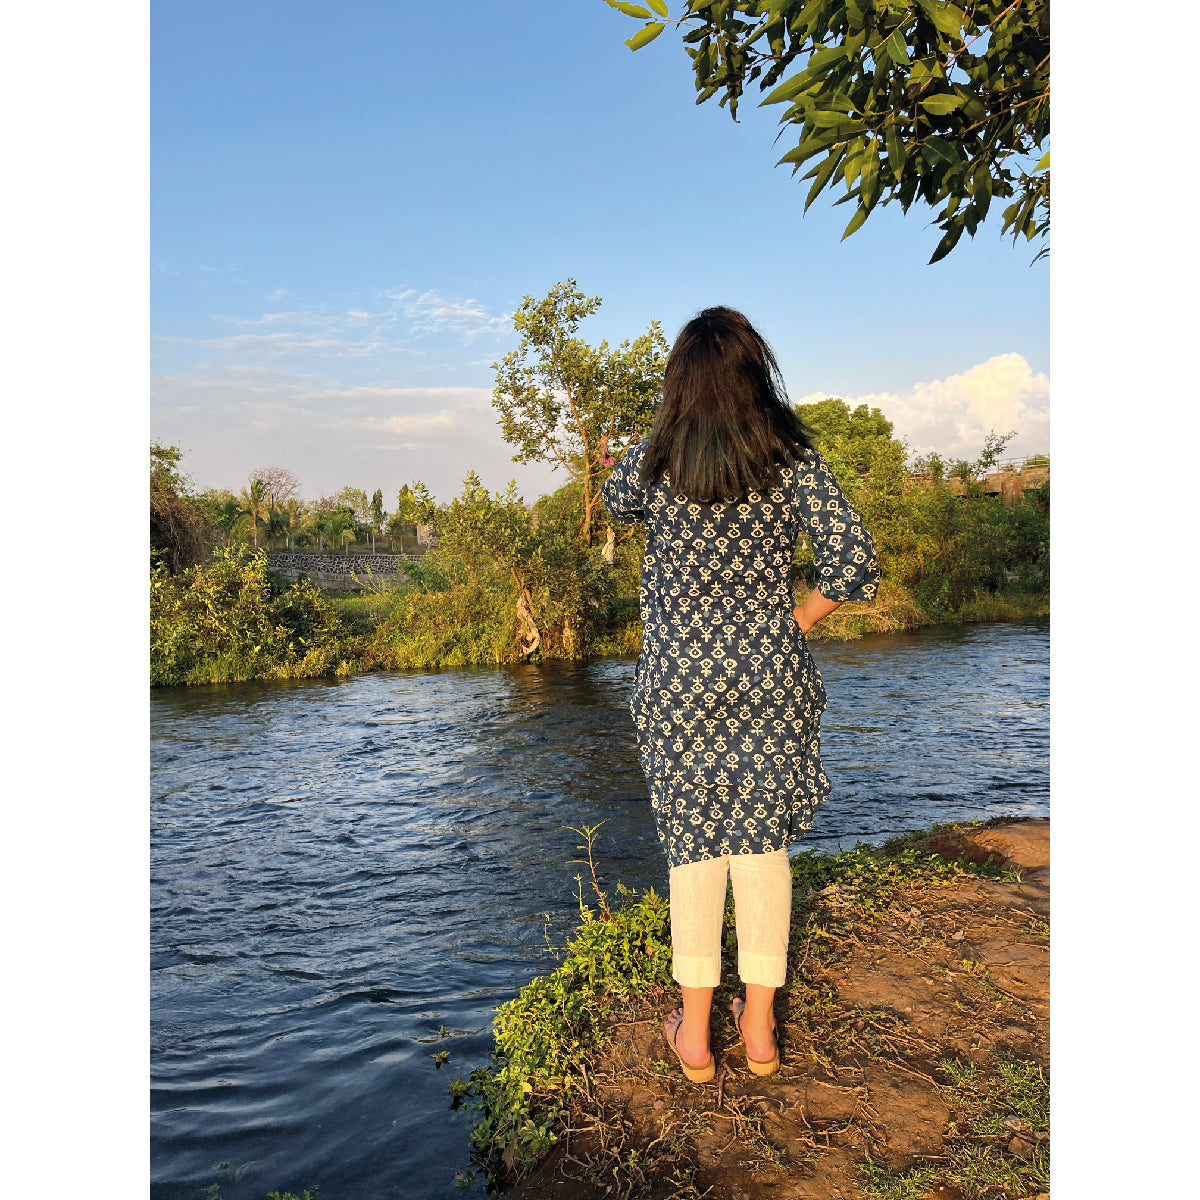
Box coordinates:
[504,819,1049,1200]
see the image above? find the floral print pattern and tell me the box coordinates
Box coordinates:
[600,440,880,867]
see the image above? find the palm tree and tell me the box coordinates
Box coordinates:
[238,479,271,549]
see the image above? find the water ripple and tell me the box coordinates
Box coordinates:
[152,620,1048,1200]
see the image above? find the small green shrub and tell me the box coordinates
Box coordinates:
[467,870,673,1184]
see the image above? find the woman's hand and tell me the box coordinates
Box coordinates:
[792,588,841,635]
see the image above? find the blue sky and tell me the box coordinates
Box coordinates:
[152,0,1049,505]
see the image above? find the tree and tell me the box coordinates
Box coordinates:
[370,489,386,534]
[195,489,241,544]
[430,472,619,659]
[914,428,1015,483]
[794,397,899,476]
[150,442,216,574]
[249,465,301,509]
[331,486,372,525]
[238,479,271,549]
[400,482,438,525]
[492,279,668,545]
[606,0,1049,262]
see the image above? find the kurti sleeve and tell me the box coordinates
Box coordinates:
[795,449,881,603]
[600,440,648,525]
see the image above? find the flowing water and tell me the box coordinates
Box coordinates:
[151,619,1048,1200]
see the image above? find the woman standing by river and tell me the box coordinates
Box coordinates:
[600,307,880,1082]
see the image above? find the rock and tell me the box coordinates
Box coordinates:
[1003,1115,1033,1134]
[1008,1134,1035,1159]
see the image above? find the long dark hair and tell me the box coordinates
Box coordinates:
[642,306,814,501]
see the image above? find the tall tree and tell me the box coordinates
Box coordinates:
[370,489,386,534]
[606,0,1049,262]
[238,479,271,549]
[249,465,302,509]
[491,279,668,545]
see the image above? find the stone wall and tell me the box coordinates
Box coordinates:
[267,552,410,592]
[947,465,1049,503]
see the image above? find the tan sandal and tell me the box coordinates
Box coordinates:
[663,1007,716,1083]
[732,997,780,1077]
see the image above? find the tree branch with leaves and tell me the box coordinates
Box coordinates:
[605,0,1049,263]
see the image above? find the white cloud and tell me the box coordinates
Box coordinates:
[202,332,359,355]
[151,367,560,503]
[160,287,514,375]
[385,288,512,339]
[796,353,1050,462]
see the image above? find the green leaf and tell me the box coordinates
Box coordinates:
[626,21,666,50]
[860,142,881,211]
[802,149,846,213]
[845,0,868,27]
[761,72,809,106]
[914,0,966,40]
[1035,149,1050,172]
[605,0,653,17]
[973,164,992,216]
[929,220,964,263]
[810,107,855,127]
[645,0,669,14]
[884,123,906,176]
[777,129,845,169]
[921,135,957,167]
[761,43,847,106]
[920,93,966,116]
[841,205,869,241]
[884,30,911,66]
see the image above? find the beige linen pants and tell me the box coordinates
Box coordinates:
[668,849,792,989]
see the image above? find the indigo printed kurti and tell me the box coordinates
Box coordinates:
[600,441,880,868]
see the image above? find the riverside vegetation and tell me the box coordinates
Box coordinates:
[461,818,1049,1200]
[150,282,1048,687]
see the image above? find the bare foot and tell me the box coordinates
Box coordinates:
[663,1006,711,1069]
[732,997,778,1064]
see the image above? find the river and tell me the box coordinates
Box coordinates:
[150,619,1048,1200]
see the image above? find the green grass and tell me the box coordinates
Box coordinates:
[956,590,1050,622]
[858,1056,1049,1200]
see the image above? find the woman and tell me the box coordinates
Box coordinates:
[599,307,880,1082]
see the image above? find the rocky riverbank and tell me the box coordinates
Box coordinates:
[476,818,1050,1200]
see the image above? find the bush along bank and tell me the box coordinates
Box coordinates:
[150,548,1033,687]
[150,546,356,686]
[460,818,1050,1200]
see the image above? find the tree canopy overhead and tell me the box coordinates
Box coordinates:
[605,0,1049,263]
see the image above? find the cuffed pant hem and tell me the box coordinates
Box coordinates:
[737,951,787,989]
[671,954,722,989]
